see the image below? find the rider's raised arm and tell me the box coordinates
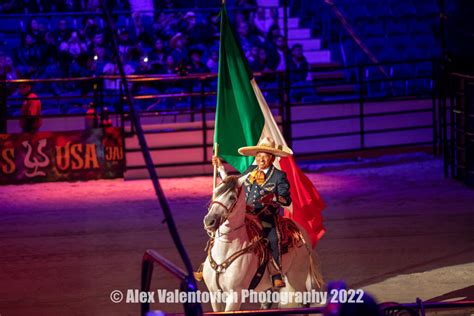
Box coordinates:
[217,165,227,179]
[214,156,258,179]
[212,156,228,179]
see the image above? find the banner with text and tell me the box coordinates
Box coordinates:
[0,128,124,185]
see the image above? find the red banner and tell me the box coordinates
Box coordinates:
[0,127,124,185]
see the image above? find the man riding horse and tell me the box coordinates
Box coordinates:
[212,136,292,288]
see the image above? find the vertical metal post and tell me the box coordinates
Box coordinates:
[449,75,456,178]
[191,80,196,122]
[180,277,202,316]
[358,65,365,149]
[93,77,99,128]
[99,77,105,128]
[282,0,293,148]
[438,0,449,177]
[439,0,447,59]
[201,79,208,163]
[416,298,426,316]
[119,80,127,173]
[441,72,449,177]
[432,59,438,155]
[464,81,473,186]
[438,88,444,159]
[0,72,6,133]
[99,3,201,304]
[140,256,154,316]
[119,81,125,127]
[119,83,125,132]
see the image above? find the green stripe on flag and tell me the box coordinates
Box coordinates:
[214,5,265,173]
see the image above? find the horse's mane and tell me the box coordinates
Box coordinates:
[214,175,240,198]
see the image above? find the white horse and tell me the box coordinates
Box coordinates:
[202,175,323,312]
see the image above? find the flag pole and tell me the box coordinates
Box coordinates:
[212,143,219,200]
[213,0,223,201]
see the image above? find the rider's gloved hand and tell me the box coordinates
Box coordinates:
[260,192,276,205]
[212,155,222,167]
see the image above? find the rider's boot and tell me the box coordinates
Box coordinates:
[267,226,286,289]
[269,257,285,288]
[272,273,285,288]
[267,225,285,288]
[194,263,204,282]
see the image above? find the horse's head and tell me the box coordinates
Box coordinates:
[204,175,246,234]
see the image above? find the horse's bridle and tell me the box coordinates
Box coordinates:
[207,186,243,237]
[205,185,265,291]
[208,186,242,216]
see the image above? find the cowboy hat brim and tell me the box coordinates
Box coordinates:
[238,145,293,157]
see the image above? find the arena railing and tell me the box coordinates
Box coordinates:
[1,58,437,158]
[1,76,115,132]
[379,299,474,316]
[202,300,474,316]
[443,72,474,187]
[120,59,436,161]
[141,249,202,316]
[287,58,438,155]
[139,248,474,316]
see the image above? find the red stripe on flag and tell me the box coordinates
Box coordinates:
[279,156,325,247]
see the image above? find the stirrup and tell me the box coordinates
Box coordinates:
[193,271,203,282]
[194,263,204,282]
[272,274,285,288]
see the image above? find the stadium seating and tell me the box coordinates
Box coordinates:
[0,0,442,115]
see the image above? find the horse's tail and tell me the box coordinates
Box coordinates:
[292,220,325,291]
[306,243,325,291]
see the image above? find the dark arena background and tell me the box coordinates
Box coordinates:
[0,0,473,315]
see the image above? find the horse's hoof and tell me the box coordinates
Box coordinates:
[261,301,273,310]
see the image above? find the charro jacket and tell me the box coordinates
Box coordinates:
[242,164,291,224]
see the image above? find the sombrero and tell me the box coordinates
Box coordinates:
[238,137,293,157]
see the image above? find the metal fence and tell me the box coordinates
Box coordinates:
[140,247,474,316]
[1,58,437,160]
[443,72,474,187]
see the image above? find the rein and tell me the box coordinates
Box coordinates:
[207,186,243,238]
[206,236,263,291]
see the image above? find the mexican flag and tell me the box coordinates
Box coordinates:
[214,4,325,247]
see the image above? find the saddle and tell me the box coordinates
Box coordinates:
[245,214,305,289]
[194,215,305,289]
[245,214,305,262]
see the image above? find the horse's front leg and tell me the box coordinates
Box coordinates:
[224,287,243,311]
[211,299,226,312]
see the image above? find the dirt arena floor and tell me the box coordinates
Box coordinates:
[0,153,473,315]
